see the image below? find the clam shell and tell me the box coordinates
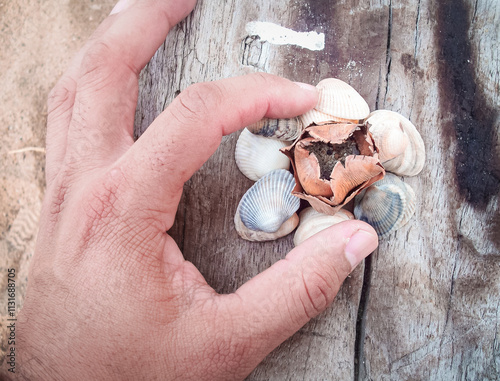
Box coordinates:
[235,169,300,241]
[365,110,425,176]
[300,109,357,128]
[235,208,299,242]
[246,117,303,141]
[293,207,354,246]
[313,78,370,122]
[354,173,416,238]
[235,128,290,181]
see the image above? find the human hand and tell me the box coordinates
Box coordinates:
[9,0,378,380]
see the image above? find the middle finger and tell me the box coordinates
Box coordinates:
[64,0,197,169]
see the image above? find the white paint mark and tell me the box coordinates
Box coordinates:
[245,21,325,51]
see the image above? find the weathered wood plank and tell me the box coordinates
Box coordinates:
[135,0,500,379]
[360,0,500,379]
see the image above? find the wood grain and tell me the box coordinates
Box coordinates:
[135,0,500,379]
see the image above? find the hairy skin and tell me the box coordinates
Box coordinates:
[1,1,378,380]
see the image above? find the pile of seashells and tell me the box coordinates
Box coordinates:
[234,78,425,244]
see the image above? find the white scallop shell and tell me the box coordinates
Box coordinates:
[315,78,370,121]
[299,109,340,128]
[354,173,416,238]
[235,128,290,181]
[365,110,425,176]
[293,207,354,246]
[235,169,300,240]
[246,117,303,141]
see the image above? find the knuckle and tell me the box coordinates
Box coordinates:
[249,71,276,85]
[175,82,224,122]
[45,168,78,221]
[47,178,71,219]
[299,268,338,319]
[47,77,76,118]
[79,40,122,91]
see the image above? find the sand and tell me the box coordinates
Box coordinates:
[0,0,115,363]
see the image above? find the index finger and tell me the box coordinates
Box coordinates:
[120,73,319,229]
[46,0,197,183]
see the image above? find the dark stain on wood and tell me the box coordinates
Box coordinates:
[400,53,424,80]
[436,0,500,209]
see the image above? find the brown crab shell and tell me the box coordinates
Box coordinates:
[281,123,385,215]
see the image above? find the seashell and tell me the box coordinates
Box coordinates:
[282,123,385,216]
[364,110,425,176]
[293,207,354,246]
[235,169,300,241]
[235,208,299,242]
[235,128,290,181]
[354,173,416,238]
[246,117,303,141]
[300,78,370,127]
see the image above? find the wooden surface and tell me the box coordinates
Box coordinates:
[135,0,500,379]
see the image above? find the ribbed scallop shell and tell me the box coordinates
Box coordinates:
[246,117,303,141]
[235,128,290,181]
[293,207,354,246]
[235,169,300,238]
[300,79,370,127]
[365,110,425,176]
[234,209,299,242]
[354,173,416,238]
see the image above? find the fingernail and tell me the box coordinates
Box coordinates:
[110,0,130,15]
[345,229,378,271]
[294,82,318,93]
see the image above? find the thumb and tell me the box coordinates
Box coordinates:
[231,220,378,362]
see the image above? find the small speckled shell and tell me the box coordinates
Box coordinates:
[293,207,354,246]
[301,78,370,127]
[246,117,303,141]
[235,128,290,181]
[354,173,416,238]
[235,169,300,241]
[365,110,425,176]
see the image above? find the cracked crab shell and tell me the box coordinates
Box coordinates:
[235,128,290,181]
[282,124,385,216]
[293,207,354,246]
[300,78,370,127]
[234,169,300,241]
[364,110,425,176]
[354,173,416,238]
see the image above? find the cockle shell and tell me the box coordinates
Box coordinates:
[246,117,303,141]
[235,128,290,181]
[234,169,300,241]
[293,207,354,246]
[301,78,370,127]
[364,110,425,176]
[354,173,416,238]
[282,123,385,216]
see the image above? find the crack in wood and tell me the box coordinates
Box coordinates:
[383,0,393,105]
[354,254,373,381]
[409,0,422,119]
